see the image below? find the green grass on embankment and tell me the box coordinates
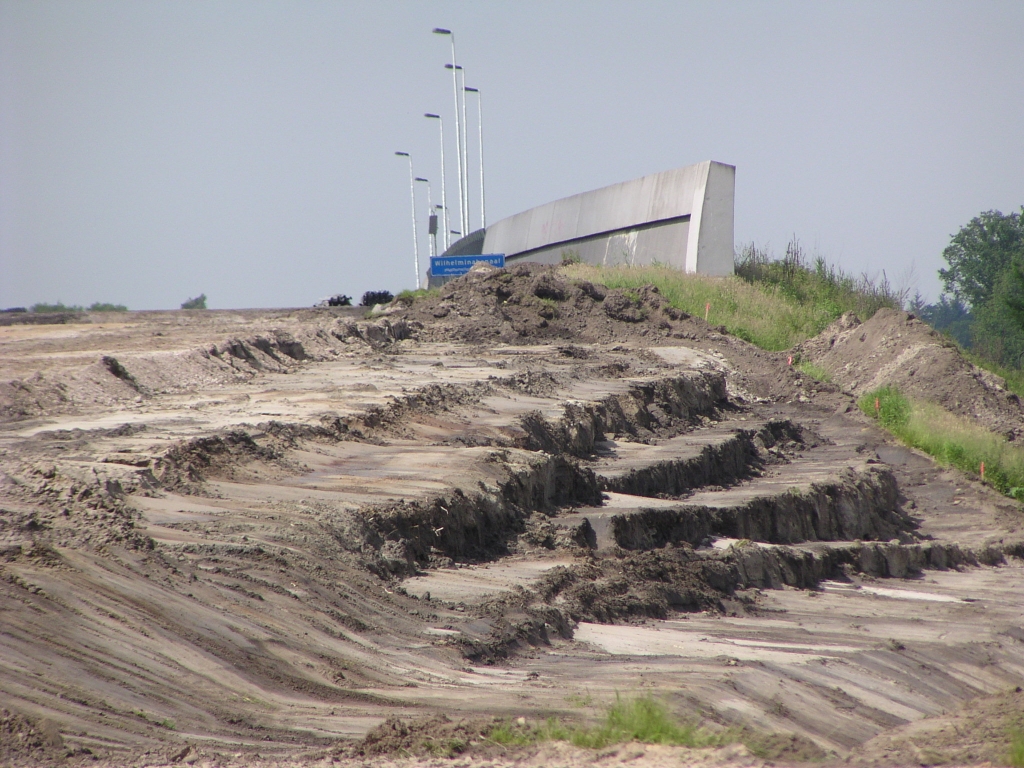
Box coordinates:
[859,386,1024,500]
[561,263,824,350]
[561,250,903,351]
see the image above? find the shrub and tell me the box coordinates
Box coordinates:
[360,290,394,307]
[30,301,83,313]
[88,302,128,312]
[181,294,207,310]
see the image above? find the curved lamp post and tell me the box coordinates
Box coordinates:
[446,63,469,234]
[433,29,466,239]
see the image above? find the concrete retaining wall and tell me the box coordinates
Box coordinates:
[479,160,735,274]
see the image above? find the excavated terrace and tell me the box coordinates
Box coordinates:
[1,287,1023,766]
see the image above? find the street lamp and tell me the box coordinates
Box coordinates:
[414,177,436,259]
[465,85,486,229]
[446,62,469,235]
[394,151,420,289]
[424,113,450,251]
[433,28,467,238]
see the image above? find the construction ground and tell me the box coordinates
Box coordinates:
[1,263,1023,767]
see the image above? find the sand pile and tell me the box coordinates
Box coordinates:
[796,308,1024,438]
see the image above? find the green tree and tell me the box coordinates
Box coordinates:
[181,294,207,310]
[938,208,1024,308]
[919,295,973,348]
[971,266,1024,368]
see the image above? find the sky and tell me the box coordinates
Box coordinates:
[2,0,1023,310]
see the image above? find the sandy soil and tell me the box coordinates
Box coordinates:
[2,264,1023,767]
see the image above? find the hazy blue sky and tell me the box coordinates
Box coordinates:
[2,1,1022,310]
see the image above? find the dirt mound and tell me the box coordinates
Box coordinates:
[392,263,828,410]
[855,687,1024,766]
[394,263,707,345]
[0,708,67,766]
[796,308,1024,437]
[345,714,497,759]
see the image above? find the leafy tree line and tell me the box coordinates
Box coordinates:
[918,208,1024,369]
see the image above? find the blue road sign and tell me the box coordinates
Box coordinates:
[430,254,505,277]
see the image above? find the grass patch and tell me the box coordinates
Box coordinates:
[561,247,903,352]
[395,287,438,304]
[486,694,725,751]
[859,386,1024,499]
[562,264,833,351]
[577,694,719,748]
[1009,728,1024,767]
[795,360,831,383]
[735,240,906,323]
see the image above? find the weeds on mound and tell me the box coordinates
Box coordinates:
[735,239,908,323]
[561,263,830,351]
[795,360,832,383]
[394,287,439,304]
[562,241,905,352]
[859,386,1024,500]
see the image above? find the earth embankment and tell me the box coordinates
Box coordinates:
[1,264,1023,767]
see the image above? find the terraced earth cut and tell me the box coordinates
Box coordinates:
[1,264,1023,767]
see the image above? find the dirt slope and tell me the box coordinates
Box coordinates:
[2,265,1024,767]
[795,308,1024,437]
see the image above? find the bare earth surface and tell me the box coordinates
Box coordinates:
[2,264,1024,767]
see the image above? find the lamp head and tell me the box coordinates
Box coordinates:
[424,113,440,119]
[394,151,409,157]
[432,28,451,35]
